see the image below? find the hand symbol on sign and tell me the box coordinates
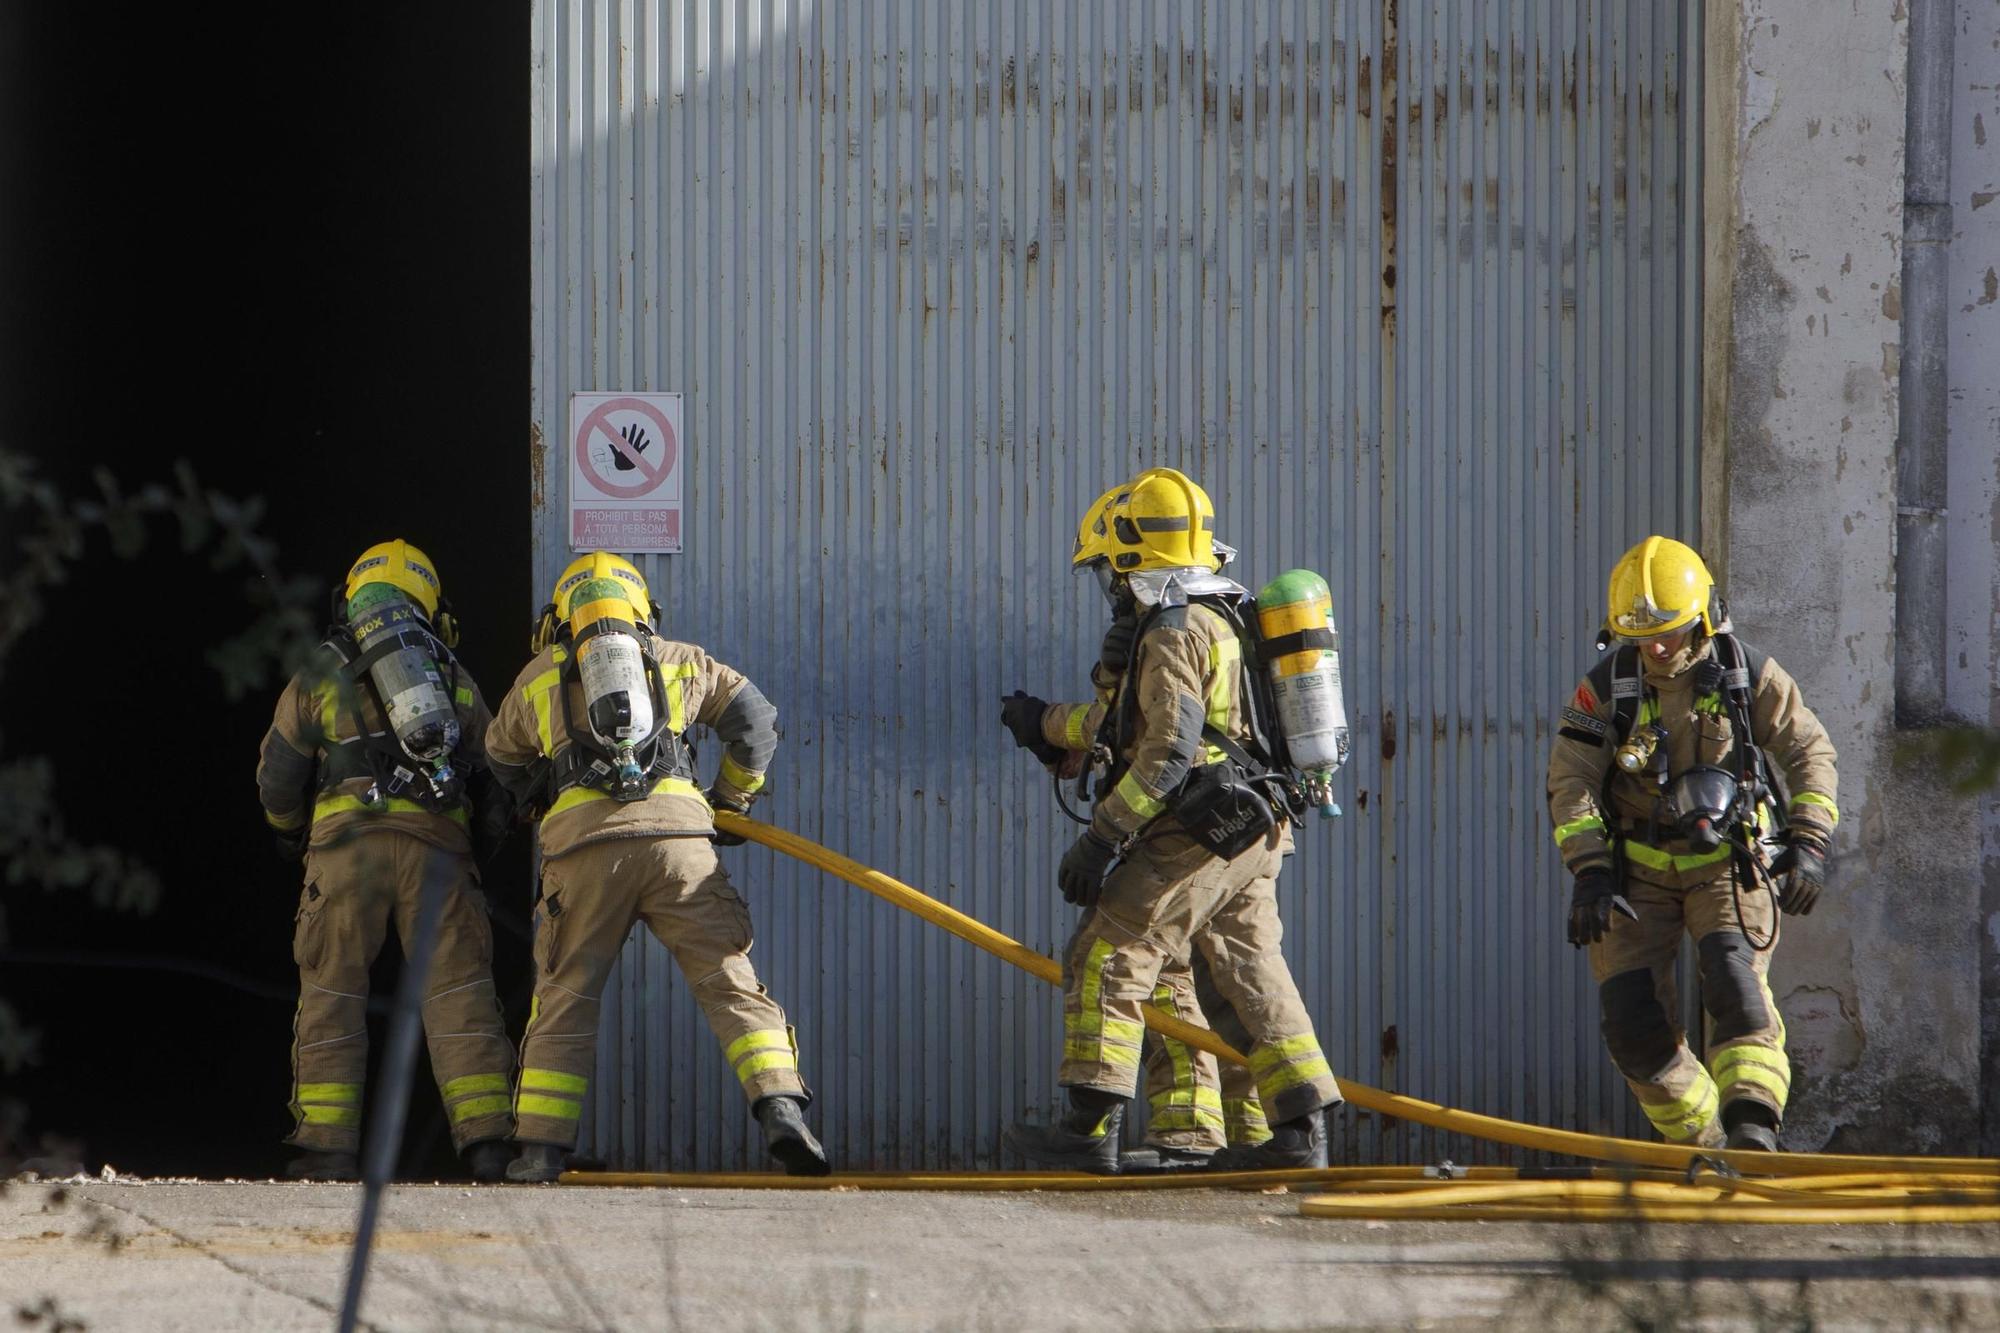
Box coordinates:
[614,422,652,471]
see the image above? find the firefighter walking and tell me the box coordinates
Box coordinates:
[256,540,517,1182]
[1548,536,1839,1152]
[485,552,829,1181]
[1004,469,1343,1173]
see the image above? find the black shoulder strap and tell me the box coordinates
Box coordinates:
[1605,646,1643,744]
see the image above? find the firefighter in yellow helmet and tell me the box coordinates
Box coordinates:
[255,540,517,1181]
[1001,479,1275,1169]
[484,552,829,1180]
[1002,470,1340,1173]
[1547,536,1839,1152]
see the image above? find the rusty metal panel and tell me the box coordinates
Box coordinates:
[530,0,1702,1170]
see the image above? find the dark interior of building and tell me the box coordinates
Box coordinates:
[2,3,533,1179]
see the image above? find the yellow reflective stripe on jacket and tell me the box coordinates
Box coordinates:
[298,1082,361,1104]
[1113,769,1166,820]
[451,1095,511,1123]
[1640,1071,1719,1142]
[1063,705,1094,750]
[1553,815,1606,846]
[517,1066,587,1122]
[1206,635,1240,728]
[1710,1044,1792,1102]
[443,1068,513,1126]
[1225,1097,1272,1145]
[265,808,307,831]
[454,684,475,707]
[1620,838,1734,873]
[658,661,700,734]
[544,776,705,819]
[1790,792,1839,825]
[522,667,563,755]
[718,753,765,795]
[313,795,469,825]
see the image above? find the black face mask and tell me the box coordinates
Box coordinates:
[1664,765,1741,851]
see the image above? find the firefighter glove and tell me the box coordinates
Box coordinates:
[1566,866,1637,948]
[1000,691,1064,766]
[707,787,752,847]
[1098,614,1138,676]
[1771,835,1827,916]
[273,827,308,862]
[1058,829,1118,907]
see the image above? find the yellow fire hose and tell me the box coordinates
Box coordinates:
[561,815,2000,1220]
[711,814,1996,1176]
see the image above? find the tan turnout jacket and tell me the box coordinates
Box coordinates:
[1546,635,1839,888]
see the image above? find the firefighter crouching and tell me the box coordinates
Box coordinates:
[256,540,517,1182]
[484,552,829,1181]
[1548,536,1838,1152]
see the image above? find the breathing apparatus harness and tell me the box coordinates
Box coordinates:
[1077,588,1310,860]
[1591,609,1785,950]
[544,618,697,806]
[315,590,466,811]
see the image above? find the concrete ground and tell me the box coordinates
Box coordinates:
[3,1175,1997,1331]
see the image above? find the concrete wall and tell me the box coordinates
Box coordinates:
[1717,0,1997,1154]
[1947,0,2000,1155]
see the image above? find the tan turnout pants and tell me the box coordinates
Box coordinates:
[1139,950,1269,1150]
[288,833,513,1154]
[1062,827,1340,1127]
[515,835,806,1149]
[1588,867,1789,1146]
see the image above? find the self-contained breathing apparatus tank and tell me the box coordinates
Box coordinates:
[566,577,658,798]
[345,583,462,803]
[1255,570,1349,818]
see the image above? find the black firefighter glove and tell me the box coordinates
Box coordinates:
[272,825,308,862]
[707,787,752,847]
[1566,866,1638,948]
[1058,829,1118,908]
[1001,691,1065,767]
[1770,834,1828,916]
[1098,614,1139,677]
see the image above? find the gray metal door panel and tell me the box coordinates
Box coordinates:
[530,0,1702,1170]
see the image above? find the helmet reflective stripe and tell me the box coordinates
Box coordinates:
[345,539,443,617]
[1605,535,1715,641]
[1106,468,1220,573]
[552,551,652,626]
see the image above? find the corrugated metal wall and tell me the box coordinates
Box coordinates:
[529,0,1703,1170]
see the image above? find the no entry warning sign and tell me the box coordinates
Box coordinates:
[568,392,684,553]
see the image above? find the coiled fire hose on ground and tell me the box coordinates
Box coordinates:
[562,814,2000,1222]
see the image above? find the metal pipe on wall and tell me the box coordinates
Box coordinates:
[1895,0,1953,725]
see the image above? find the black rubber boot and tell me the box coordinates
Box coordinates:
[1207,1111,1327,1171]
[1722,1101,1781,1154]
[755,1096,832,1176]
[1118,1145,1215,1174]
[1003,1091,1125,1175]
[461,1139,512,1183]
[284,1149,360,1182]
[505,1142,569,1184]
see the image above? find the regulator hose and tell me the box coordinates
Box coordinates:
[710,812,2000,1181]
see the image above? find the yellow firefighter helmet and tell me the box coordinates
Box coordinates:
[1606,535,1717,640]
[533,551,655,652]
[1071,483,1128,570]
[345,539,444,617]
[1105,467,1219,573]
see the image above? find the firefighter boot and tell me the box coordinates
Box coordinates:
[1208,1111,1327,1172]
[1723,1101,1780,1154]
[505,1142,568,1184]
[461,1139,511,1183]
[1118,1145,1215,1174]
[755,1096,831,1176]
[1004,1090,1125,1175]
[284,1150,360,1182]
